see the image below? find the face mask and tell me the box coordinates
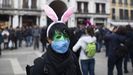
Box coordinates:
[51,31,70,54]
[51,39,70,53]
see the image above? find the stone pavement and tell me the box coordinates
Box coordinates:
[0,47,43,75]
[0,47,133,75]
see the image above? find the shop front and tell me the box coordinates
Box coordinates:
[0,14,10,29]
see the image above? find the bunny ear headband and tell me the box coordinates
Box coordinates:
[43,5,74,38]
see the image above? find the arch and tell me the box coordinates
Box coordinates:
[47,0,67,25]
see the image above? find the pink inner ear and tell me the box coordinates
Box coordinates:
[61,7,74,23]
[43,5,58,22]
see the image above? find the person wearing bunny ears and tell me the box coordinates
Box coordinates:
[29,5,82,75]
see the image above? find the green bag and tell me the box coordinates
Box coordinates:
[85,42,96,58]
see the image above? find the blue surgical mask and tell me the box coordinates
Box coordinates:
[51,39,70,54]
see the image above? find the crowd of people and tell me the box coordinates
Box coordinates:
[69,23,133,75]
[0,25,47,54]
[28,5,133,75]
[0,23,133,75]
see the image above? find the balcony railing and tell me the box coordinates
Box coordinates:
[96,11,106,14]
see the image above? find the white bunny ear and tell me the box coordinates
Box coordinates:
[43,5,58,22]
[61,7,74,23]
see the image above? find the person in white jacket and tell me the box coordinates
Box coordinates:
[73,26,96,75]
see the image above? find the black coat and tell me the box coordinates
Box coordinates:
[30,45,82,75]
[104,32,127,58]
[40,28,47,44]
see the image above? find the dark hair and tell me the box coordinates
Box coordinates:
[86,26,95,37]
[115,26,127,35]
[47,23,70,40]
[126,25,133,31]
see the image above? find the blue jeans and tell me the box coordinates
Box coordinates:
[96,41,102,52]
[26,36,32,47]
[80,58,95,75]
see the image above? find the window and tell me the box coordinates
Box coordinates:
[84,2,88,13]
[2,0,12,8]
[112,8,115,19]
[131,0,133,5]
[124,10,129,20]
[119,9,124,20]
[31,0,37,8]
[101,4,105,13]
[112,0,116,3]
[23,0,28,8]
[77,2,82,13]
[96,3,100,13]
[131,10,133,20]
[124,0,128,5]
[96,3,105,14]
[119,0,122,4]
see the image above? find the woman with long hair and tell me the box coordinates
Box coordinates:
[73,26,96,75]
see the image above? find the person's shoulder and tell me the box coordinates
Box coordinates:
[34,57,44,65]
[33,53,46,63]
[78,35,88,41]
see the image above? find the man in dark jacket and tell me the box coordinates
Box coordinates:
[29,23,82,75]
[123,25,133,73]
[105,26,127,75]
[29,5,82,75]
[40,27,47,52]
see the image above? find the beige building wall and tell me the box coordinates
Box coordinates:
[110,0,133,26]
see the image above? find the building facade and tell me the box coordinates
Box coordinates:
[75,0,109,27]
[0,0,42,28]
[0,0,110,28]
[110,0,133,26]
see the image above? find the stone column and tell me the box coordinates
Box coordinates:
[28,0,31,9]
[19,16,22,27]
[36,16,39,26]
[13,15,19,28]
[40,0,46,27]
[40,15,46,27]
[37,0,40,9]
[68,0,76,27]
[14,0,18,8]
[9,15,12,27]
[20,0,23,9]
[0,0,2,8]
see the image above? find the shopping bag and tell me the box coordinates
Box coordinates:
[8,40,13,48]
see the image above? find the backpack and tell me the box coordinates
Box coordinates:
[85,42,96,58]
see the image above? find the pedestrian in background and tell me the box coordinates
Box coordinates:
[73,23,85,59]
[105,26,128,75]
[123,25,133,73]
[40,26,47,52]
[73,26,96,75]
[2,27,9,49]
[0,29,3,56]
[32,26,40,50]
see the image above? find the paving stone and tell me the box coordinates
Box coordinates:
[0,60,14,75]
